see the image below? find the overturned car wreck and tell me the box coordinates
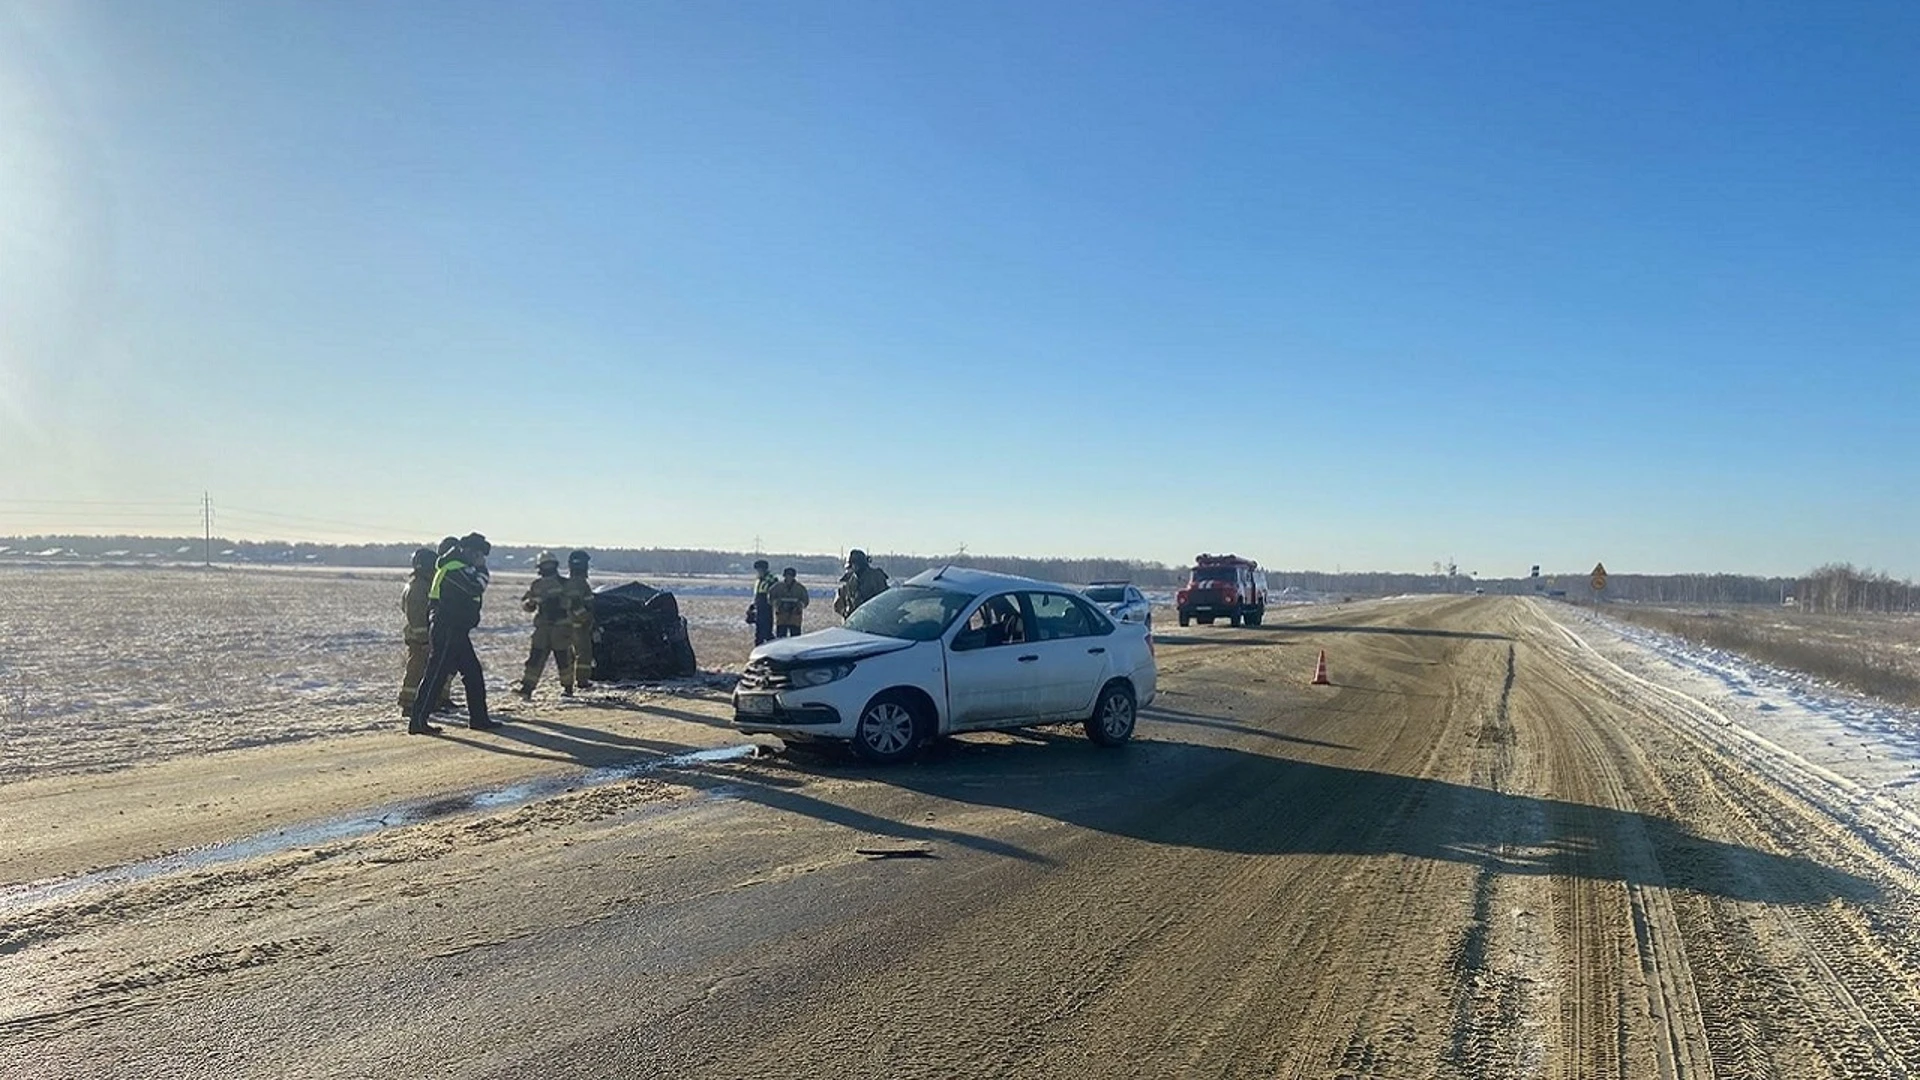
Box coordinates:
[589,581,699,682]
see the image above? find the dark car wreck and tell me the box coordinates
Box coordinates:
[589,581,699,682]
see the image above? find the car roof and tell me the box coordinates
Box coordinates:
[1085,580,1131,587]
[902,566,1080,597]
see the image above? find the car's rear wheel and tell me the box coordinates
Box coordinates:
[1177,612,1190,627]
[1085,681,1136,747]
[850,691,928,764]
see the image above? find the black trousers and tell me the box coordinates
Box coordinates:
[776,624,801,638]
[412,619,488,727]
[753,601,775,646]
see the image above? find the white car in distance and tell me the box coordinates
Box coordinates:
[1083,580,1152,627]
[734,567,1158,763]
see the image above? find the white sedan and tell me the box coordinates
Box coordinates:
[734,567,1158,763]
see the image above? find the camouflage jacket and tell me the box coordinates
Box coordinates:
[767,578,810,627]
[562,575,594,623]
[521,574,569,625]
[401,572,432,643]
[833,566,890,618]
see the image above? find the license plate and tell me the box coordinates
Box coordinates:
[738,694,777,716]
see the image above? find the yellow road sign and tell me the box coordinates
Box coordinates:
[1591,562,1608,592]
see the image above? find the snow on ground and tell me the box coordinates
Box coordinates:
[0,566,766,782]
[1551,603,1920,829]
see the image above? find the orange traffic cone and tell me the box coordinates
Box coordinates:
[1310,650,1330,686]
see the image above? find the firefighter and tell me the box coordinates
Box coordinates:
[410,532,497,734]
[833,549,890,619]
[516,550,574,697]
[750,558,778,646]
[562,550,596,689]
[768,566,809,637]
[397,545,451,715]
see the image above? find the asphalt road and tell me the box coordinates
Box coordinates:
[6,596,1920,1079]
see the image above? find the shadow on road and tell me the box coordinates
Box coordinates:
[1150,632,1289,647]
[358,693,1881,911]
[750,736,1877,907]
[1278,623,1513,642]
[1141,706,1353,751]
[586,696,736,730]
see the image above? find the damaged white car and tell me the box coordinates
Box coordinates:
[733,567,1157,763]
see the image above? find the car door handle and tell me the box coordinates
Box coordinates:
[1017,655,1039,662]
[1087,647,1105,655]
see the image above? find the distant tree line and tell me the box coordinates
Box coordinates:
[1793,564,1920,614]
[1589,573,1797,605]
[2,536,1911,608]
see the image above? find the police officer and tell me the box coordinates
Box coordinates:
[397,545,451,715]
[833,549,890,619]
[750,558,778,646]
[768,566,809,638]
[562,550,596,689]
[409,532,498,734]
[516,550,574,697]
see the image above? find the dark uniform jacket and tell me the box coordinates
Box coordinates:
[430,556,490,632]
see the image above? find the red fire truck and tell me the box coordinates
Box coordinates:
[1176,554,1269,627]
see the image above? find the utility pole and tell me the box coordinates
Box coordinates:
[202,492,213,567]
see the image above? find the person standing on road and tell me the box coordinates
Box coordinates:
[833,549,890,620]
[562,549,596,690]
[397,545,451,716]
[750,558,778,646]
[515,551,574,698]
[409,532,499,734]
[768,566,809,638]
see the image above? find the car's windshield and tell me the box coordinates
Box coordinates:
[843,585,973,641]
[1192,568,1238,584]
[1084,587,1126,603]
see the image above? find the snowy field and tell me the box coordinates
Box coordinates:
[0,566,828,781]
[1552,603,1920,823]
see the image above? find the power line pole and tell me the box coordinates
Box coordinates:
[202,492,213,567]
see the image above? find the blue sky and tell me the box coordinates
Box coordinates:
[3,1,1915,577]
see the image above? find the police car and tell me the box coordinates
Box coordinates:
[1082,581,1153,628]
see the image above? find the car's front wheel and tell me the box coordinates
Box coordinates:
[850,691,928,764]
[1085,680,1136,747]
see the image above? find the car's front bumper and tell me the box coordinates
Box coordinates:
[733,690,848,736]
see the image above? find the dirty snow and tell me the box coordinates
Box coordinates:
[1550,603,1920,837]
